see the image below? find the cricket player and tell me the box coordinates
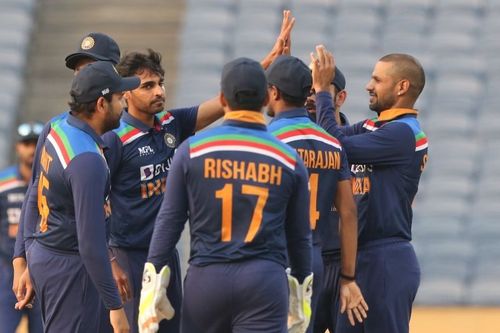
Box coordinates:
[309,67,373,333]
[102,11,296,333]
[266,56,367,333]
[25,61,139,332]
[0,122,43,332]
[138,57,312,333]
[313,46,427,333]
[12,32,122,309]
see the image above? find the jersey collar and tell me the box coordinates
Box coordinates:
[67,113,107,149]
[377,108,418,122]
[270,107,309,124]
[223,111,267,130]
[121,109,152,132]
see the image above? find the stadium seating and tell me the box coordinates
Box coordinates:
[0,0,36,167]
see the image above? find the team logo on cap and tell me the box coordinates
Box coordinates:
[81,37,95,50]
[164,133,176,148]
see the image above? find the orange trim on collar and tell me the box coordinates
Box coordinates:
[224,111,266,125]
[378,108,418,121]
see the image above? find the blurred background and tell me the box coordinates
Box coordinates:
[2,0,499,332]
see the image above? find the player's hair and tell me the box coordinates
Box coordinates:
[272,85,307,108]
[68,94,113,117]
[117,48,165,78]
[226,91,266,111]
[379,53,425,99]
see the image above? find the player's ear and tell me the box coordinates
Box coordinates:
[335,90,347,108]
[397,79,410,96]
[95,96,108,114]
[219,92,228,108]
[268,85,279,101]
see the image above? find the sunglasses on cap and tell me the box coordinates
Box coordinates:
[17,122,44,140]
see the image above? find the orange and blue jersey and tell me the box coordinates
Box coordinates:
[0,166,27,260]
[102,106,197,249]
[29,113,121,309]
[316,91,429,246]
[148,111,312,281]
[268,108,351,247]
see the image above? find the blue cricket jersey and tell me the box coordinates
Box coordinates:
[0,166,27,261]
[268,108,351,248]
[102,107,197,249]
[14,113,68,259]
[148,111,312,281]
[30,114,121,309]
[316,92,429,246]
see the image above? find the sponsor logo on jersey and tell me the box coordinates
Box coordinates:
[7,193,25,203]
[140,165,155,181]
[138,145,155,157]
[139,160,171,181]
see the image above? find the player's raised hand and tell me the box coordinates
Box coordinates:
[14,266,35,310]
[111,260,132,302]
[310,45,335,93]
[339,280,369,326]
[261,10,296,69]
[110,308,130,333]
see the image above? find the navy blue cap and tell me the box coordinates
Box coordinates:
[65,33,121,70]
[221,57,267,109]
[332,67,346,91]
[266,55,312,100]
[70,61,140,103]
[17,121,44,142]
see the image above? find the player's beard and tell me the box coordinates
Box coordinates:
[369,93,396,113]
[104,109,122,132]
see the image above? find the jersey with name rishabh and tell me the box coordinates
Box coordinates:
[102,107,197,249]
[0,166,27,260]
[30,114,121,309]
[268,108,351,248]
[316,92,429,246]
[147,111,312,280]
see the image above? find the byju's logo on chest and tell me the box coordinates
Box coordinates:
[138,145,155,157]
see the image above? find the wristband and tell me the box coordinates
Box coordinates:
[340,272,356,281]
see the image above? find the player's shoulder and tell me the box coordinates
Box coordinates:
[47,118,103,169]
[111,117,146,146]
[272,116,342,151]
[188,126,300,171]
[390,116,428,152]
[0,166,24,194]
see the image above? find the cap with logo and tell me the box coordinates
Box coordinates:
[70,61,140,103]
[65,32,121,70]
[266,55,312,100]
[332,67,346,92]
[17,121,44,142]
[221,57,267,109]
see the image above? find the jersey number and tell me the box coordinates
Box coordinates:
[309,173,320,230]
[215,184,269,243]
[37,172,50,232]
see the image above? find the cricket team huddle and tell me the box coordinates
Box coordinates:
[0,10,428,333]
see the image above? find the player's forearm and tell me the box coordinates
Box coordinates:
[195,97,224,131]
[148,149,189,270]
[338,206,358,277]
